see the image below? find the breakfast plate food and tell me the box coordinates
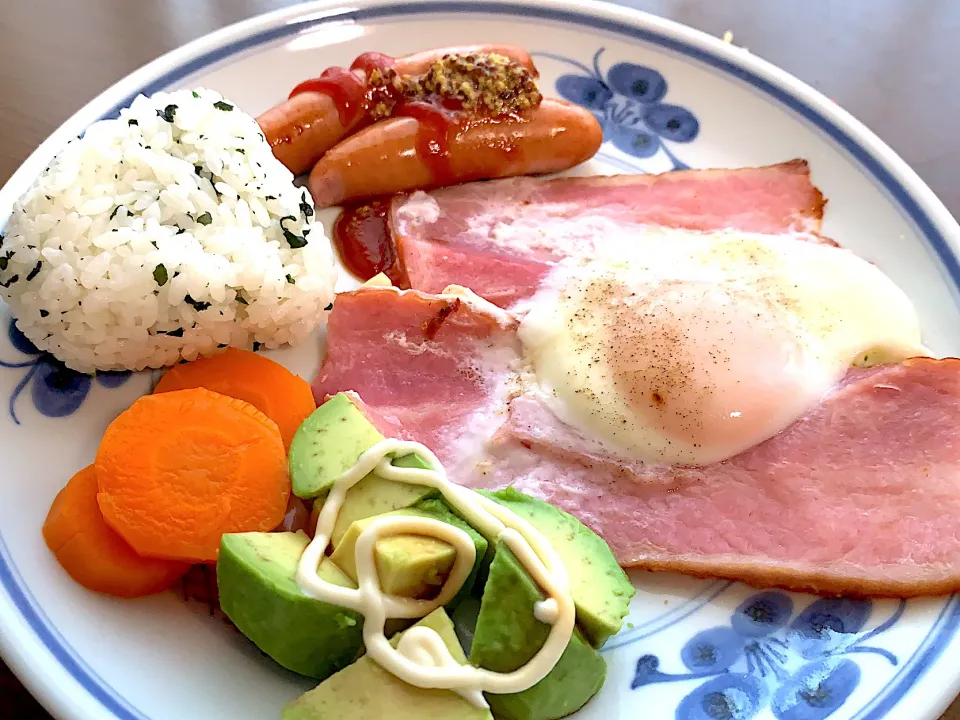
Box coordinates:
[2,1,960,719]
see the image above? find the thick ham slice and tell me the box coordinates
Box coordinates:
[391,160,827,307]
[313,288,519,468]
[315,287,960,597]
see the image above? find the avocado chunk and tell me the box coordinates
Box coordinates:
[478,488,633,648]
[290,392,436,514]
[332,512,454,599]
[331,498,488,605]
[470,543,606,720]
[217,532,363,680]
[289,392,388,499]
[282,608,493,720]
[412,496,489,607]
[330,454,437,546]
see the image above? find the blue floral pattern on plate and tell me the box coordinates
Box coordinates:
[632,591,906,720]
[0,318,131,424]
[538,48,699,169]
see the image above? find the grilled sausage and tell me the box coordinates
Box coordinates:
[307,98,603,208]
[257,45,538,175]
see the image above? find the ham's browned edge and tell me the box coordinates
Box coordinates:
[632,555,960,599]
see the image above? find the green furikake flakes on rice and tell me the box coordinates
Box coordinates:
[0,87,336,373]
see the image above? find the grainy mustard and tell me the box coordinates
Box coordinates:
[367,52,542,119]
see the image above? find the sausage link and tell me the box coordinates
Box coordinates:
[307,99,603,208]
[257,44,539,175]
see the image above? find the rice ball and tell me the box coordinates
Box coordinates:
[0,87,336,373]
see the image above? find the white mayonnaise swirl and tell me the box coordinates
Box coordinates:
[296,439,574,708]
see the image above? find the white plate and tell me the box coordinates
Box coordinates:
[2,1,960,719]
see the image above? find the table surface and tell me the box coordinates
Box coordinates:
[1,0,958,718]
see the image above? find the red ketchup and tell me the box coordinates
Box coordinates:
[332,199,405,284]
[288,52,405,132]
[394,101,461,188]
[287,67,367,128]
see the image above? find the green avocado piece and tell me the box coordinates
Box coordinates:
[217,532,363,680]
[330,499,488,605]
[331,511,456,599]
[411,496,489,608]
[330,454,437,547]
[469,543,607,720]
[478,488,634,648]
[290,392,437,521]
[282,608,493,720]
[289,392,388,499]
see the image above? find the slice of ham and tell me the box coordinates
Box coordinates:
[391,159,827,307]
[313,287,520,469]
[315,287,960,597]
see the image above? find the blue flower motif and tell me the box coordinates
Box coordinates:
[789,598,872,659]
[678,673,768,720]
[0,318,131,424]
[541,48,699,169]
[772,658,861,720]
[631,591,906,720]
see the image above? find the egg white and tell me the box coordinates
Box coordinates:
[517,227,927,466]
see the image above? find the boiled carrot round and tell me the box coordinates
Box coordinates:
[95,388,289,563]
[43,465,190,598]
[153,348,316,450]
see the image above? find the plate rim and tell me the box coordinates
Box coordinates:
[2,2,959,719]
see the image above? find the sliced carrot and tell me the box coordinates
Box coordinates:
[95,387,289,563]
[43,465,190,598]
[153,348,316,449]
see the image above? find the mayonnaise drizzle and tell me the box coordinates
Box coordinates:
[295,439,574,708]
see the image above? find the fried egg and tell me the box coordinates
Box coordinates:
[517,228,928,466]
